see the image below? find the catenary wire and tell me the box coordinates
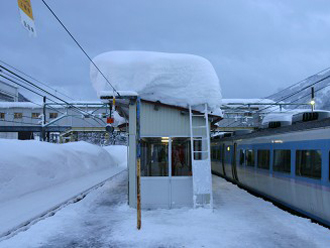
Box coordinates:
[41,0,120,97]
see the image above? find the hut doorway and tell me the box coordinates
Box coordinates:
[141,137,193,208]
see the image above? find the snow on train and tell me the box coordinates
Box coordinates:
[211,110,330,226]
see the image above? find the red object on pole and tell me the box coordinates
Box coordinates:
[107,117,114,124]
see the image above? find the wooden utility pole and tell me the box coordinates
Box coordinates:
[136,97,141,230]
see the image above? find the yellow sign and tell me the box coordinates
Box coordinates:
[18,0,34,20]
[17,0,36,37]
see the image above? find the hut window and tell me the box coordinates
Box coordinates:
[141,138,169,176]
[172,138,192,176]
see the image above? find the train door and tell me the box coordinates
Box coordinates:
[222,144,226,176]
[232,143,239,181]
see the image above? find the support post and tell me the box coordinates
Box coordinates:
[311,87,315,112]
[136,97,141,230]
[41,96,47,141]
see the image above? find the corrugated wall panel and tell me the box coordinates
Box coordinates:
[140,102,206,137]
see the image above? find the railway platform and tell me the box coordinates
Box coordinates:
[1,174,330,248]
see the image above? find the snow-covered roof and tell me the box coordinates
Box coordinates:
[90,51,222,112]
[222,99,280,113]
[0,102,40,109]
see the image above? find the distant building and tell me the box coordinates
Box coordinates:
[216,99,280,131]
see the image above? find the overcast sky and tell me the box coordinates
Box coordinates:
[1,0,330,101]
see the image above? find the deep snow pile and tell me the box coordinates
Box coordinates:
[0,140,115,203]
[90,51,222,112]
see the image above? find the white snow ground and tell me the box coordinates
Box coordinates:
[0,140,127,239]
[1,173,330,248]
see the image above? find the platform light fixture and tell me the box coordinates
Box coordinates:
[272,140,283,144]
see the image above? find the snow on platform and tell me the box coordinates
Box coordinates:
[0,166,124,238]
[2,174,330,248]
[0,140,127,239]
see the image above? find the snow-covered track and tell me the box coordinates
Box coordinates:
[0,167,126,241]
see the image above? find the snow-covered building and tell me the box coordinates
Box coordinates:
[0,101,122,142]
[92,51,222,209]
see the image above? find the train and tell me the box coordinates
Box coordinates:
[211,110,330,226]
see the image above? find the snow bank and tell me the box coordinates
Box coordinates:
[103,145,127,168]
[0,140,116,203]
[90,51,222,112]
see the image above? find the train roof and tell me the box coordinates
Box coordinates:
[212,117,330,142]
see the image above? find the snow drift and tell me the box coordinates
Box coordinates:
[90,51,222,112]
[0,140,116,203]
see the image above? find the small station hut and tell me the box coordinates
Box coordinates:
[92,51,222,210]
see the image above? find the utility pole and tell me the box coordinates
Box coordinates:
[136,97,141,230]
[311,87,315,112]
[41,96,47,141]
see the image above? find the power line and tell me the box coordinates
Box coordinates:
[254,74,330,115]
[0,64,106,124]
[41,0,120,97]
[265,66,330,101]
[0,59,75,101]
[0,75,66,115]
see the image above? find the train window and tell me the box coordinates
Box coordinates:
[218,147,222,161]
[211,146,215,160]
[296,150,321,179]
[239,149,245,166]
[273,150,291,173]
[246,150,255,167]
[257,150,270,170]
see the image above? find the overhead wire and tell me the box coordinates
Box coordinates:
[0,59,75,101]
[41,0,120,97]
[222,74,330,128]
[0,64,106,124]
[221,66,330,125]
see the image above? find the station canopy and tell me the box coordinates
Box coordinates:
[90,51,222,116]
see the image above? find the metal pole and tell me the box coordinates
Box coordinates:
[136,97,141,230]
[311,87,315,112]
[41,96,47,141]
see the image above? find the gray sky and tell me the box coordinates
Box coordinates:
[1,0,330,101]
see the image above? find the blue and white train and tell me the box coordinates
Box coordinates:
[211,111,330,226]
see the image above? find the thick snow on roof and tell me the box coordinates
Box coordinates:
[90,51,222,112]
